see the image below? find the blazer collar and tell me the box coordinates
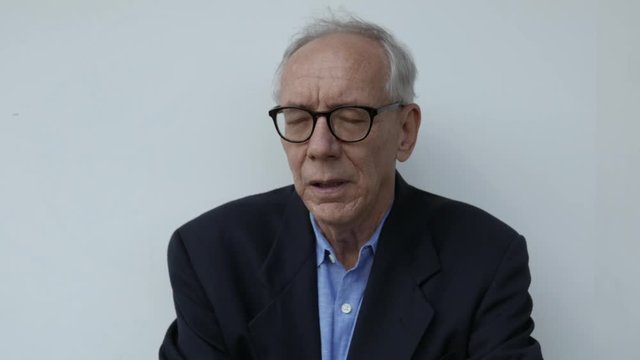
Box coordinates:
[347,173,441,360]
[248,189,322,360]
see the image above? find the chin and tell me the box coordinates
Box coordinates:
[307,200,357,226]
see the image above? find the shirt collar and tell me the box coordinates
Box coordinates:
[311,206,392,267]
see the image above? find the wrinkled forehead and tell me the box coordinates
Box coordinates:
[279,33,390,108]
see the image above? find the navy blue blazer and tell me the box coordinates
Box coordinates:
[160,174,542,359]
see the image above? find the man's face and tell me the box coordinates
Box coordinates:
[278,33,417,229]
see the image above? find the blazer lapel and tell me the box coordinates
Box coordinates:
[247,190,322,360]
[347,175,441,360]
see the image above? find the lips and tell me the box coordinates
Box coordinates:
[310,179,347,188]
[307,179,350,197]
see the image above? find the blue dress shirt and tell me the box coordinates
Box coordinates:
[311,210,390,360]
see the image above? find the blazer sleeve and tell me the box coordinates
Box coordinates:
[159,230,230,360]
[467,235,543,359]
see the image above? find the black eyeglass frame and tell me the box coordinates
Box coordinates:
[268,102,404,143]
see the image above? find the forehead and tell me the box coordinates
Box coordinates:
[279,33,389,107]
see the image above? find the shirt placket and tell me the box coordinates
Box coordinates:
[331,247,372,360]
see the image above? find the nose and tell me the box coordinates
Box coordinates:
[306,116,341,160]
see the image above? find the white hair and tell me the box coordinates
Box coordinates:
[273,14,418,104]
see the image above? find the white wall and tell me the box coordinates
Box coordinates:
[1,1,637,359]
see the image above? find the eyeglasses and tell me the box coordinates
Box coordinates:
[268,102,403,143]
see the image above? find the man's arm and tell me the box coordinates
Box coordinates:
[467,235,543,359]
[159,230,230,360]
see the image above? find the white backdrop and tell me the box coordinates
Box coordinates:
[1,0,638,359]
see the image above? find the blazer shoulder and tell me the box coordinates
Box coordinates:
[412,188,523,251]
[173,185,297,246]
[402,187,530,295]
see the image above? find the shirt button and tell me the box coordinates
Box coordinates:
[341,303,352,314]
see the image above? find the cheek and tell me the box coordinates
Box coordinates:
[283,144,305,179]
[357,133,399,181]
[346,147,383,185]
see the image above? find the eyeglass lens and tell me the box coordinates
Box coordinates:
[275,107,371,142]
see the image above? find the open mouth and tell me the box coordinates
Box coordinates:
[311,180,347,189]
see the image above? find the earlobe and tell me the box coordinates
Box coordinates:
[396,104,421,162]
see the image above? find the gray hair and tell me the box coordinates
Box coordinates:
[273,15,418,104]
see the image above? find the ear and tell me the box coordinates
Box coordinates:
[396,103,421,162]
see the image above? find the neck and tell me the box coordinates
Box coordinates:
[316,192,393,270]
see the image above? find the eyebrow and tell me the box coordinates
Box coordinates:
[325,102,360,108]
[281,102,369,110]
[281,102,311,109]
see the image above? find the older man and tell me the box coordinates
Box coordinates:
[160,16,542,360]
